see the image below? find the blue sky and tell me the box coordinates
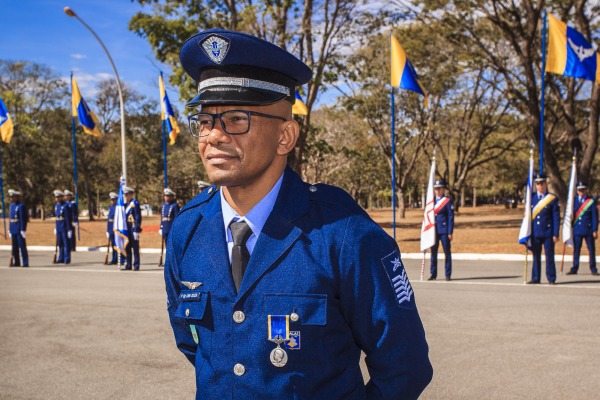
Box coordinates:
[0,0,183,107]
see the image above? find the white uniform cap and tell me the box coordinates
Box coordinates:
[64,190,74,196]
[122,186,135,194]
[164,188,176,196]
[197,180,210,188]
[54,190,65,197]
[8,189,21,196]
[109,192,118,199]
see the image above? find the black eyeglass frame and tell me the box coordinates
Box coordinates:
[187,110,288,137]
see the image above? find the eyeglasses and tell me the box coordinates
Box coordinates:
[187,110,287,138]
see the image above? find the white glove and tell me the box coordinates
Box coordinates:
[73,222,79,228]
[54,228,57,236]
[158,229,163,237]
[20,231,26,239]
[8,232,11,238]
[106,232,110,239]
[133,232,139,241]
[68,230,72,239]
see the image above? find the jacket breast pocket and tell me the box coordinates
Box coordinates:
[263,293,327,325]
[176,290,212,358]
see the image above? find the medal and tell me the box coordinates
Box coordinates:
[268,315,290,367]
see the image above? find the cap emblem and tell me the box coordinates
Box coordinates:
[201,35,230,64]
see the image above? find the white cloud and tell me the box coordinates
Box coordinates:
[61,69,117,97]
[70,54,87,60]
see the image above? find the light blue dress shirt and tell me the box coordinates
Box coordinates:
[221,173,284,263]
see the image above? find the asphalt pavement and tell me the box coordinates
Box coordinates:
[1,250,599,399]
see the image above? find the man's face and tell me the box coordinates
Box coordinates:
[110,198,117,205]
[124,193,133,202]
[10,195,18,203]
[65,195,72,201]
[434,187,444,197]
[55,196,63,203]
[577,188,587,197]
[164,195,173,202]
[536,181,547,193]
[197,102,293,188]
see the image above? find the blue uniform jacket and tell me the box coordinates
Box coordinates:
[531,192,560,238]
[9,202,27,234]
[160,201,180,235]
[68,201,79,224]
[573,196,597,236]
[165,168,432,400]
[107,204,115,233]
[55,202,72,233]
[434,195,454,235]
[125,199,142,233]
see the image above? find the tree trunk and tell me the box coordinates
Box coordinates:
[398,187,405,219]
[473,187,477,208]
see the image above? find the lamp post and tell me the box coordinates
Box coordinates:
[64,6,128,182]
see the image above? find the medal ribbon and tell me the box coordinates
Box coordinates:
[532,194,556,219]
[267,315,289,342]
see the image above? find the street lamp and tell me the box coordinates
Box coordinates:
[64,6,128,182]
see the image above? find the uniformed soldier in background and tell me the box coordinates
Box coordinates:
[164,29,432,399]
[123,186,142,271]
[197,180,210,194]
[159,188,180,244]
[567,182,598,276]
[429,179,454,281]
[64,189,79,251]
[9,189,28,267]
[106,192,118,265]
[530,174,560,284]
[53,190,72,264]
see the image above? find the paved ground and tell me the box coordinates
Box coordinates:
[1,250,599,399]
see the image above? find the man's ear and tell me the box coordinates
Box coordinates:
[277,119,299,156]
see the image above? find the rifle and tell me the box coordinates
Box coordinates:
[53,235,58,264]
[158,236,165,268]
[103,237,110,265]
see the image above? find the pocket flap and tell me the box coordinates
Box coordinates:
[176,290,208,321]
[263,293,327,326]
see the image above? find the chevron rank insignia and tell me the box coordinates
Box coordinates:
[381,250,414,310]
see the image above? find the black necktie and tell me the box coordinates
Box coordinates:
[230,220,252,293]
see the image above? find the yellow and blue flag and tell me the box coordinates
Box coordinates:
[0,98,14,143]
[71,76,103,137]
[292,91,308,115]
[159,75,180,145]
[113,179,129,257]
[546,13,600,84]
[391,35,428,107]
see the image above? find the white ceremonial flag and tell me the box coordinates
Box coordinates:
[420,158,436,251]
[113,179,129,256]
[518,152,533,246]
[562,157,576,247]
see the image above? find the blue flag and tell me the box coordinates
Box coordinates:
[72,76,103,137]
[0,98,14,143]
[159,75,180,145]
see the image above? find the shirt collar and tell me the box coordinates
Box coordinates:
[221,172,285,240]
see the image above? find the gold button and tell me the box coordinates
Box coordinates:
[185,309,190,317]
[309,186,317,192]
[290,312,299,322]
[233,311,246,323]
[234,363,245,376]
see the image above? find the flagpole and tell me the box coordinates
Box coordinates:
[161,72,168,189]
[70,72,79,219]
[0,145,6,239]
[391,87,397,240]
[539,9,548,175]
[65,7,127,183]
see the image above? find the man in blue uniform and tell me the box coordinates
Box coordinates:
[529,174,560,284]
[197,180,210,194]
[53,190,72,264]
[9,189,28,267]
[429,179,454,281]
[164,29,432,399]
[159,188,180,244]
[123,186,142,271]
[106,192,118,265]
[64,189,79,251]
[566,182,598,276]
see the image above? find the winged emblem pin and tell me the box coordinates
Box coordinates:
[182,281,203,290]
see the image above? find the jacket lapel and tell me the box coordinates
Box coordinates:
[194,190,237,298]
[237,168,310,299]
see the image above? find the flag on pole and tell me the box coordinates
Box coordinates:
[0,98,14,143]
[391,34,428,107]
[71,76,103,137]
[546,13,600,84]
[562,156,577,247]
[518,151,534,246]
[292,91,308,115]
[420,158,436,251]
[159,75,180,145]
[113,180,129,257]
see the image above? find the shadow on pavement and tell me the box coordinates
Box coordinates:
[450,275,521,281]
